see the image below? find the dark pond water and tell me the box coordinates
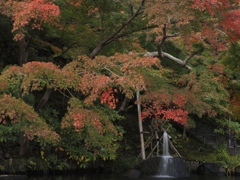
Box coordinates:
[27,173,239,180]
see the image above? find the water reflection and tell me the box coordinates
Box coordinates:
[29,174,238,180]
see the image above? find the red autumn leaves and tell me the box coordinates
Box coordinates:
[141,94,188,125]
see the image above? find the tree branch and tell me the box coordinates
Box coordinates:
[145,24,203,70]
[89,0,146,59]
[107,25,158,44]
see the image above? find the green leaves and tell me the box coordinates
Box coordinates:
[217,146,240,176]
[0,125,19,142]
[0,94,60,144]
[60,97,124,164]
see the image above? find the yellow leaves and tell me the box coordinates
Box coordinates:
[55,147,64,152]
[40,150,45,160]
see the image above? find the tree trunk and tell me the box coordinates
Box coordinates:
[136,89,146,160]
[89,44,104,59]
[19,134,30,156]
[18,37,31,66]
[183,125,186,139]
[37,89,53,109]
[118,96,130,114]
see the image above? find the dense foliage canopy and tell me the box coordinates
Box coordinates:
[0,0,240,172]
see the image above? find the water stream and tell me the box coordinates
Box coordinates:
[156,131,174,177]
[162,131,170,156]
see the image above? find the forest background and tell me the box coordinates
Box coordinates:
[0,0,240,175]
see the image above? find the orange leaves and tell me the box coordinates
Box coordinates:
[92,117,103,131]
[69,111,103,133]
[200,26,227,52]
[0,94,60,142]
[0,61,65,96]
[1,53,163,118]
[23,61,60,72]
[141,104,188,125]
[220,10,240,41]
[66,111,103,133]
[21,61,61,93]
[157,108,188,125]
[67,53,161,102]
[143,0,239,52]
[141,92,189,125]
[0,94,23,124]
[0,82,8,91]
[72,113,85,132]
[191,0,228,14]
[120,53,161,72]
[100,87,118,109]
[62,98,104,133]
[1,52,159,105]
[191,0,240,42]
[79,73,112,104]
[145,0,194,26]
[208,63,224,75]
[61,96,122,161]
[173,94,188,108]
[69,0,82,6]
[0,0,60,40]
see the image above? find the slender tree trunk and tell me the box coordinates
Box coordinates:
[19,134,30,156]
[18,37,31,156]
[118,96,130,113]
[37,89,53,109]
[17,37,31,66]
[183,125,186,139]
[89,44,104,59]
[136,89,146,160]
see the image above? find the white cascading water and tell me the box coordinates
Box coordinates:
[157,131,174,177]
[162,131,170,156]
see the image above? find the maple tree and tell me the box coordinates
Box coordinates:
[0,0,60,40]
[0,0,239,172]
[0,94,59,145]
[140,66,229,124]
[0,0,60,66]
[0,53,160,164]
[144,0,240,61]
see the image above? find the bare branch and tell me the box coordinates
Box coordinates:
[103,67,121,78]
[89,0,146,59]
[162,52,193,70]
[183,47,204,64]
[145,24,203,70]
[58,89,71,99]
[144,51,192,70]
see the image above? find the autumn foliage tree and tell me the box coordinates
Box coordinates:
[0,0,60,65]
[0,0,239,172]
[0,0,60,40]
[0,52,162,166]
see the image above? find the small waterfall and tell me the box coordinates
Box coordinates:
[156,131,174,177]
[138,130,190,178]
[162,131,170,156]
